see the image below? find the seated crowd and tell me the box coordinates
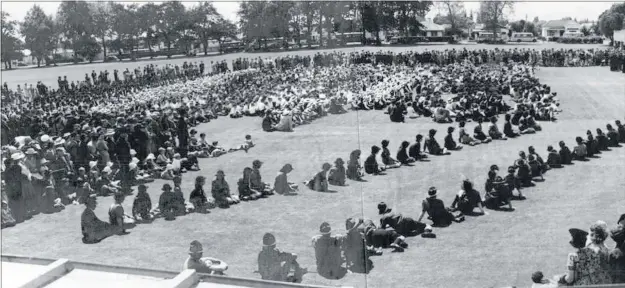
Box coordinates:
[1,48,623,286]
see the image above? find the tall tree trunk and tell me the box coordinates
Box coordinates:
[203,37,208,56]
[307,16,313,48]
[101,36,107,62]
[318,6,323,47]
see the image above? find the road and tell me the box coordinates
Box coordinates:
[1,42,608,88]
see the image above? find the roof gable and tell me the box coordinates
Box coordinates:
[543,20,580,29]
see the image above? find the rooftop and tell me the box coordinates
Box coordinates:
[1,255,349,288]
[543,19,580,29]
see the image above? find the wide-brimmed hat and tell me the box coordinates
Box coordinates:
[54,138,65,146]
[24,148,37,155]
[146,153,155,160]
[189,240,203,254]
[262,233,276,246]
[569,228,589,248]
[319,222,331,234]
[279,164,293,173]
[11,152,25,160]
[40,134,50,143]
[428,186,437,198]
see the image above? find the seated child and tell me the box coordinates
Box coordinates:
[132,184,153,221]
[161,164,176,180]
[473,122,492,143]
[229,135,255,153]
[328,158,346,186]
[156,147,170,167]
[208,141,227,158]
[129,162,154,185]
[572,136,587,161]
[546,146,562,168]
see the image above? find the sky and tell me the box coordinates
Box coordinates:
[1,1,616,25]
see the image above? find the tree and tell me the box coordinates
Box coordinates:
[74,35,101,62]
[509,19,537,35]
[299,1,318,47]
[137,3,160,58]
[580,25,590,36]
[436,1,470,36]
[598,3,625,43]
[1,12,23,69]
[56,0,94,63]
[21,5,55,67]
[156,1,187,57]
[478,1,515,39]
[190,2,220,55]
[211,17,238,52]
[90,2,112,61]
[238,1,272,49]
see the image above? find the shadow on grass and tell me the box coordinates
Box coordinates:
[316,190,339,193]
[533,178,546,183]
[318,266,348,280]
[348,259,374,275]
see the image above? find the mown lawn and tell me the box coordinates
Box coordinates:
[2,67,624,288]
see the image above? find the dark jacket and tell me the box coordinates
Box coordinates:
[364,154,380,174]
[115,138,131,164]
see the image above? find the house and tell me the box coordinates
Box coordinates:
[421,18,445,37]
[614,29,625,47]
[541,19,581,38]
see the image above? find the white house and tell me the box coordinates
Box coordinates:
[614,29,625,47]
[421,19,445,37]
[541,20,581,38]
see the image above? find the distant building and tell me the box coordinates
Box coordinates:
[541,19,581,38]
[614,29,625,47]
[421,18,445,37]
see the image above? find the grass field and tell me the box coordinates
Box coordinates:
[2,66,624,288]
[1,42,608,88]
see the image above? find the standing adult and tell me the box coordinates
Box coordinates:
[177,108,190,157]
[115,132,132,194]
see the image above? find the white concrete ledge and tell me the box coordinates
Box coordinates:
[169,269,198,288]
[19,258,72,288]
